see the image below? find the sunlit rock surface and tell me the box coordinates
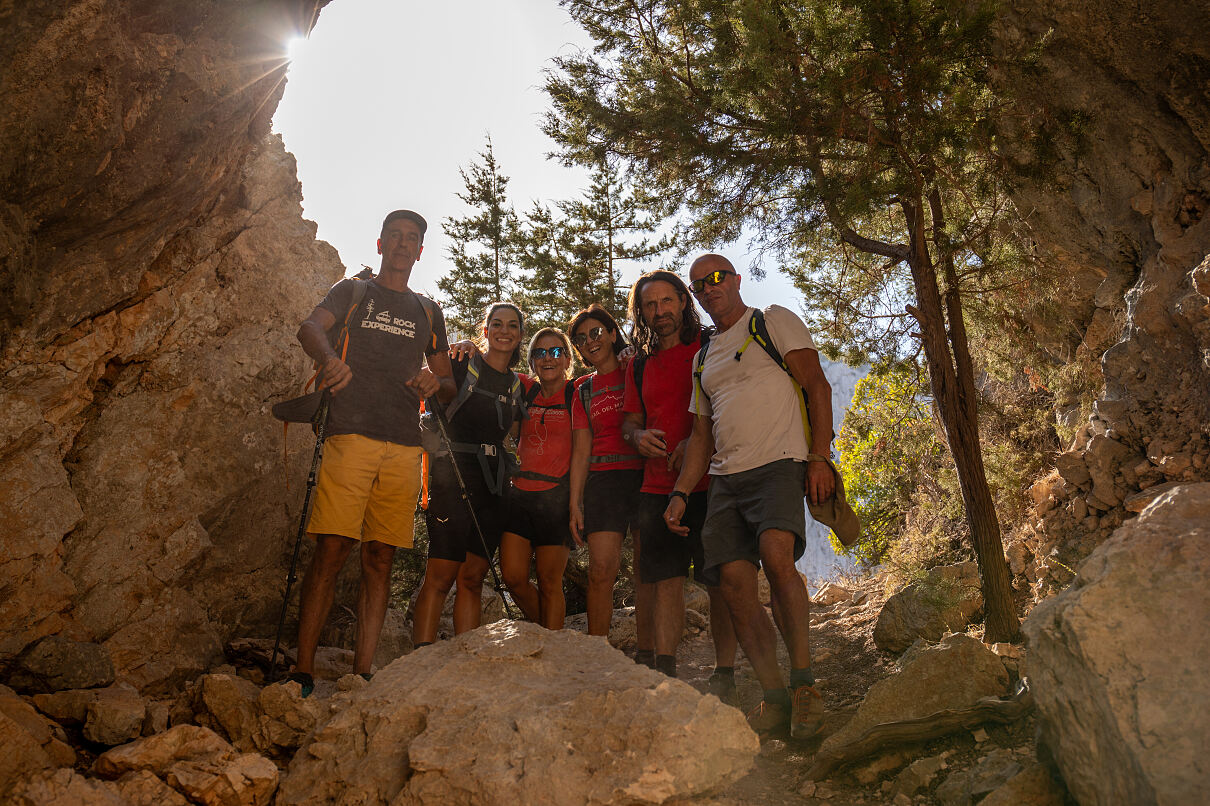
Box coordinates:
[0,0,342,688]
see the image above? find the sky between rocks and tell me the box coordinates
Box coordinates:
[272,0,802,315]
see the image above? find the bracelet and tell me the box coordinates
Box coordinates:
[668,490,689,504]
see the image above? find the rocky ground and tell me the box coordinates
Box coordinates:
[0,560,1075,806]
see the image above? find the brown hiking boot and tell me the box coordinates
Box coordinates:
[790,684,825,739]
[745,698,790,736]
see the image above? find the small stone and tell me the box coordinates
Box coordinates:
[893,794,912,806]
[971,727,989,743]
[799,779,817,797]
[84,685,147,746]
[336,673,369,692]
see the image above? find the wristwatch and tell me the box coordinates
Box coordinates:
[668,490,688,504]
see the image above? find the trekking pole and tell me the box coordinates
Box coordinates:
[430,408,518,620]
[269,397,329,683]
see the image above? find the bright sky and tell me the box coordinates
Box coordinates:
[272,0,802,320]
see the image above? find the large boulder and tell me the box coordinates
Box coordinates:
[820,633,1009,756]
[873,562,984,654]
[1023,483,1210,805]
[280,621,758,805]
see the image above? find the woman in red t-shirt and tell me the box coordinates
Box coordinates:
[568,304,643,637]
[500,328,576,629]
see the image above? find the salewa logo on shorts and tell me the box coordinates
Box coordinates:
[360,300,417,338]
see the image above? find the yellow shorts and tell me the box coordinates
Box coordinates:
[306,433,423,548]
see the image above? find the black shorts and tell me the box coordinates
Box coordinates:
[583,469,642,535]
[425,463,505,561]
[637,491,708,584]
[505,486,573,548]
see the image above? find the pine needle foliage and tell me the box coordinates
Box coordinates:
[438,136,520,337]
[544,0,1049,641]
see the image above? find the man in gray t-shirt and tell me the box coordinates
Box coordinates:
[289,210,455,695]
[666,253,834,740]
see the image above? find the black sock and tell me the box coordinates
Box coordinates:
[763,687,791,709]
[790,667,816,689]
[414,641,432,649]
[713,666,735,678]
[634,649,655,668]
[656,654,677,678]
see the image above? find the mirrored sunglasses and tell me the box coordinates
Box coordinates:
[572,326,606,347]
[530,346,568,360]
[689,269,735,294]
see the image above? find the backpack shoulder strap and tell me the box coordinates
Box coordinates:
[578,376,593,430]
[692,337,712,414]
[563,382,575,414]
[413,292,439,352]
[445,352,482,420]
[747,308,787,370]
[632,354,648,421]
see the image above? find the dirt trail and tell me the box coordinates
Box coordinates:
[672,579,1044,805]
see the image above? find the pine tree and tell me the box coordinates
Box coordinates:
[514,158,674,330]
[437,136,519,337]
[544,0,1043,642]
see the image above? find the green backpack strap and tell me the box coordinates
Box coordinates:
[733,308,816,447]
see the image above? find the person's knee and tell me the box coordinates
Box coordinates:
[360,542,396,576]
[501,564,529,590]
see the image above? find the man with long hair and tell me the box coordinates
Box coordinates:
[622,270,738,702]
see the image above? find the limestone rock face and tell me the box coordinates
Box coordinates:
[280,621,758,805]
[873,562,984,654]
[820,633,1009,755]
[0,0,343,688]
[999,0,1210,528]
[1023,483,1210,805]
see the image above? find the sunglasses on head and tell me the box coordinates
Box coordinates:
[530,346,568,360]
[571,326,606,347]
[689,269,735,294]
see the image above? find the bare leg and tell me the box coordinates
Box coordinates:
[412,557,461,645]
[586,531,623,636]
[759,529,811,669]
[454,552,490,634]
[707,584,739,668]
[717,558,784,691]
[352,540,397,675]
[633,530,655,653]
[653,576,686,656]
[500,532,540,622]
[535,544,570,629]
[295,534,355,675]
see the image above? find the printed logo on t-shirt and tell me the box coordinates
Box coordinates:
[360,299,418,339]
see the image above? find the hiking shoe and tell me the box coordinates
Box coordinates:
[745,699,790,737]
[790,684,825,739]
[288,671,314,698]
[707,672,739,708]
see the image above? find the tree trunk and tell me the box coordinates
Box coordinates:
[902,196,1021,643]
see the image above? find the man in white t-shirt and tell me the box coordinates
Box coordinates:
[665,253,834,739]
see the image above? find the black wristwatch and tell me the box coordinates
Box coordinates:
[668,490,689,504]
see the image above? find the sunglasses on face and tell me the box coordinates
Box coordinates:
[572,326,606,347]
[530,346,568,360]
[689,269,735,294]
